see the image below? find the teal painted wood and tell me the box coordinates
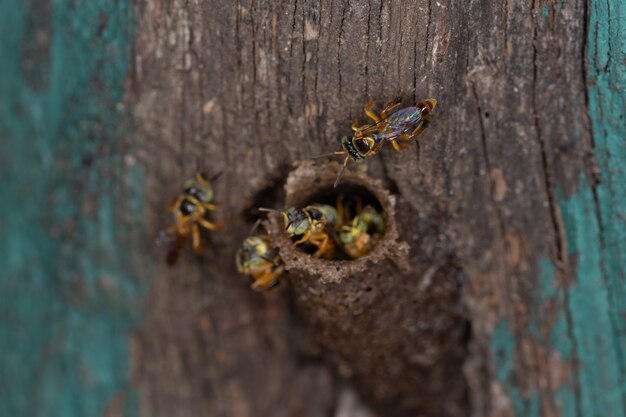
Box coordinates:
[582,0,626,414]
[490,2,626,416]
[0,1,146,417]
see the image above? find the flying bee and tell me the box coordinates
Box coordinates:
[261,204,339,259]
[323,97,437,187]
[160,172,223,265]
[236,234,284,291]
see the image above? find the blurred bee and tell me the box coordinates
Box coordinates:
[324,97,437,187]
[160,172,223,265]
[338,205,386,259]
[236,233,284,291]
[261,204,339,259]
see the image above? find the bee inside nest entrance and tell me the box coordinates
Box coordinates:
[265,160,408,283]
[292,183,387,260]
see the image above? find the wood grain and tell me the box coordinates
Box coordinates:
[3,0,624,416]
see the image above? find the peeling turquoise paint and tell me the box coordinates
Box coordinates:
[534,259,572,361]
[542,6,551,22]
[491,2,625,416]
[0,1,145,417]
[585,0,626,414]
[490,260,576,417]
[557,175,625,417]
[491,319,517,384]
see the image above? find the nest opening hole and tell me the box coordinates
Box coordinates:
[290,182,388,260]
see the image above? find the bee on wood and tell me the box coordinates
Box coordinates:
[261,204,339,259]
[159,172,223,265]
[236,234,284,291]
[324,97,437,187]
[337,205,386,259]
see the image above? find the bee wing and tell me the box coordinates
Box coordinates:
[323,222,342,247]
[354,120,388,136]
[166,233,188,266]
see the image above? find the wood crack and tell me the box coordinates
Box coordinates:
[338,0,348,96]
[424,0,431,65]
[365,0,371,94]
[531,0,566,267]
[250,0,269,173]
[471,82,506,243]
[530,2,581,413]
[287,0,298,116]
[313,0,322,143]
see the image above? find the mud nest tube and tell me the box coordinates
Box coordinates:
[265,160,409,283]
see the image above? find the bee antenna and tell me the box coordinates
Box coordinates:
[248,219,263,235]
[210,171,224,183]
[258,207,280,213]
[312,150,346,159]
[333,157,350,188]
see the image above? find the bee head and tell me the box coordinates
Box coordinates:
[341,136,363,161]
[283,208,310,236]
[353,137,375,156]
[341,136,366,161]
[183,172,222,203]
[180,198,197,216]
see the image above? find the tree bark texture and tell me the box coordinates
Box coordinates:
[2,0,625,417]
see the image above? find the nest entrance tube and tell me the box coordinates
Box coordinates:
[266,160,409,283]
[267,160,468,417]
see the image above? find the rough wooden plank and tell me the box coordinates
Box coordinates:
[479,1,626,416]
[4,0,624,416]
[133,1,470,415]
[0,1,146,416]
[130,0,626,416]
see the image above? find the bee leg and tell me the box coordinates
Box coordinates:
[202,202,218,210]
[355,195,363,213]
[380,96,402,119]
[162,225,178,235]
[192,224,203,253]
[363,98,380,123]
[336,194,347,225]
[252,271,280,291]
[390,139,409,152]
[403,121,429,140]
[168,196,181,211]
[198,217,223,230]
[312,234,330,258]
[409,122,428,138]
[351,120,362,132]
[292,230,312,246]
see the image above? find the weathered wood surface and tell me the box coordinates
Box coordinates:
[2,0,625,416]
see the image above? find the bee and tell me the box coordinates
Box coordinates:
[261,204,339,259]
[337,205,386,259]
[160,172,223,265]
[325,97,437,187]
[236,234,284,291]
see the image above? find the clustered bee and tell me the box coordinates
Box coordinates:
[236,232,284,291]
[337,198,386,259]
[160,96,435,291]
[262,196,385,263]
[260,204,340,259]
